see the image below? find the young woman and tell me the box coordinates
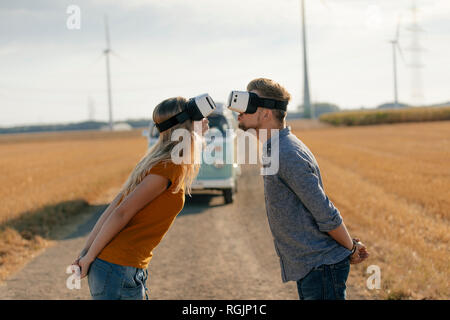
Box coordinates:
[72,96,211,300]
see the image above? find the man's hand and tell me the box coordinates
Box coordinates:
[349,238,369,264]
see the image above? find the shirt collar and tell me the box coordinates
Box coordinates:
[263,126,291,152]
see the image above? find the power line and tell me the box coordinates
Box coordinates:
[406,0,426,106]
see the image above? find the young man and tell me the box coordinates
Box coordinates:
[229,78,369,300]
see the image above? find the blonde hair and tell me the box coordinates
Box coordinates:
[117,97,200,206]
[247,78,291,123]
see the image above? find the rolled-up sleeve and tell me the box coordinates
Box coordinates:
[278,151,343,232]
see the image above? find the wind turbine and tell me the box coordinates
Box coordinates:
[389,16,406,109]
[104,15,114,131]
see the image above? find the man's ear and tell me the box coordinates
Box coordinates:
[257,108,271,124]
[263,109,272,121]
[257,108,267,123]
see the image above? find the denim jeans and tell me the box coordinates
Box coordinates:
[88,258,149,300]
[296,255,350,300]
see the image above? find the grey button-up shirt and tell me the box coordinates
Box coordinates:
[262,126,351,282]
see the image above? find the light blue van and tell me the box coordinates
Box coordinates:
[142,103,240,204]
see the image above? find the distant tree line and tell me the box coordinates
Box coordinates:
[4,99,448,134]
[298,102,340,118]
[0,119,150,135]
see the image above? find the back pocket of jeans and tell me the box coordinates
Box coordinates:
[120,269,145,300]
[88,259,112,297]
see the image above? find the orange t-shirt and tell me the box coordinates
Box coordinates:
[98,161,185,269]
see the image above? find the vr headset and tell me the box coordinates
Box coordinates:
[227,91,288,114]
[155,93,216,132]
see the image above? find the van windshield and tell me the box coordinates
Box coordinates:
[207,114,229,134]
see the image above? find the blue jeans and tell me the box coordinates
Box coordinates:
[296,255,350,300]
[88,258,149,300]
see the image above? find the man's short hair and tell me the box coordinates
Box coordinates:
[247,78,291,124]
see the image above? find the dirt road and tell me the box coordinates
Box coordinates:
[0,166,366,300]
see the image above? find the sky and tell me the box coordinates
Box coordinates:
[1,0,449,127]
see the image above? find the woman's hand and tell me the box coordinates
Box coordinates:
[78,255,95,278]
[71,257,81,267]
[349,238,370,264]
[71,248,87,268]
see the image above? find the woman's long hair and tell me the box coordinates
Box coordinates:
[116,97,200,206]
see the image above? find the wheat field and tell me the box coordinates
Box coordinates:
[1,122,449,299]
